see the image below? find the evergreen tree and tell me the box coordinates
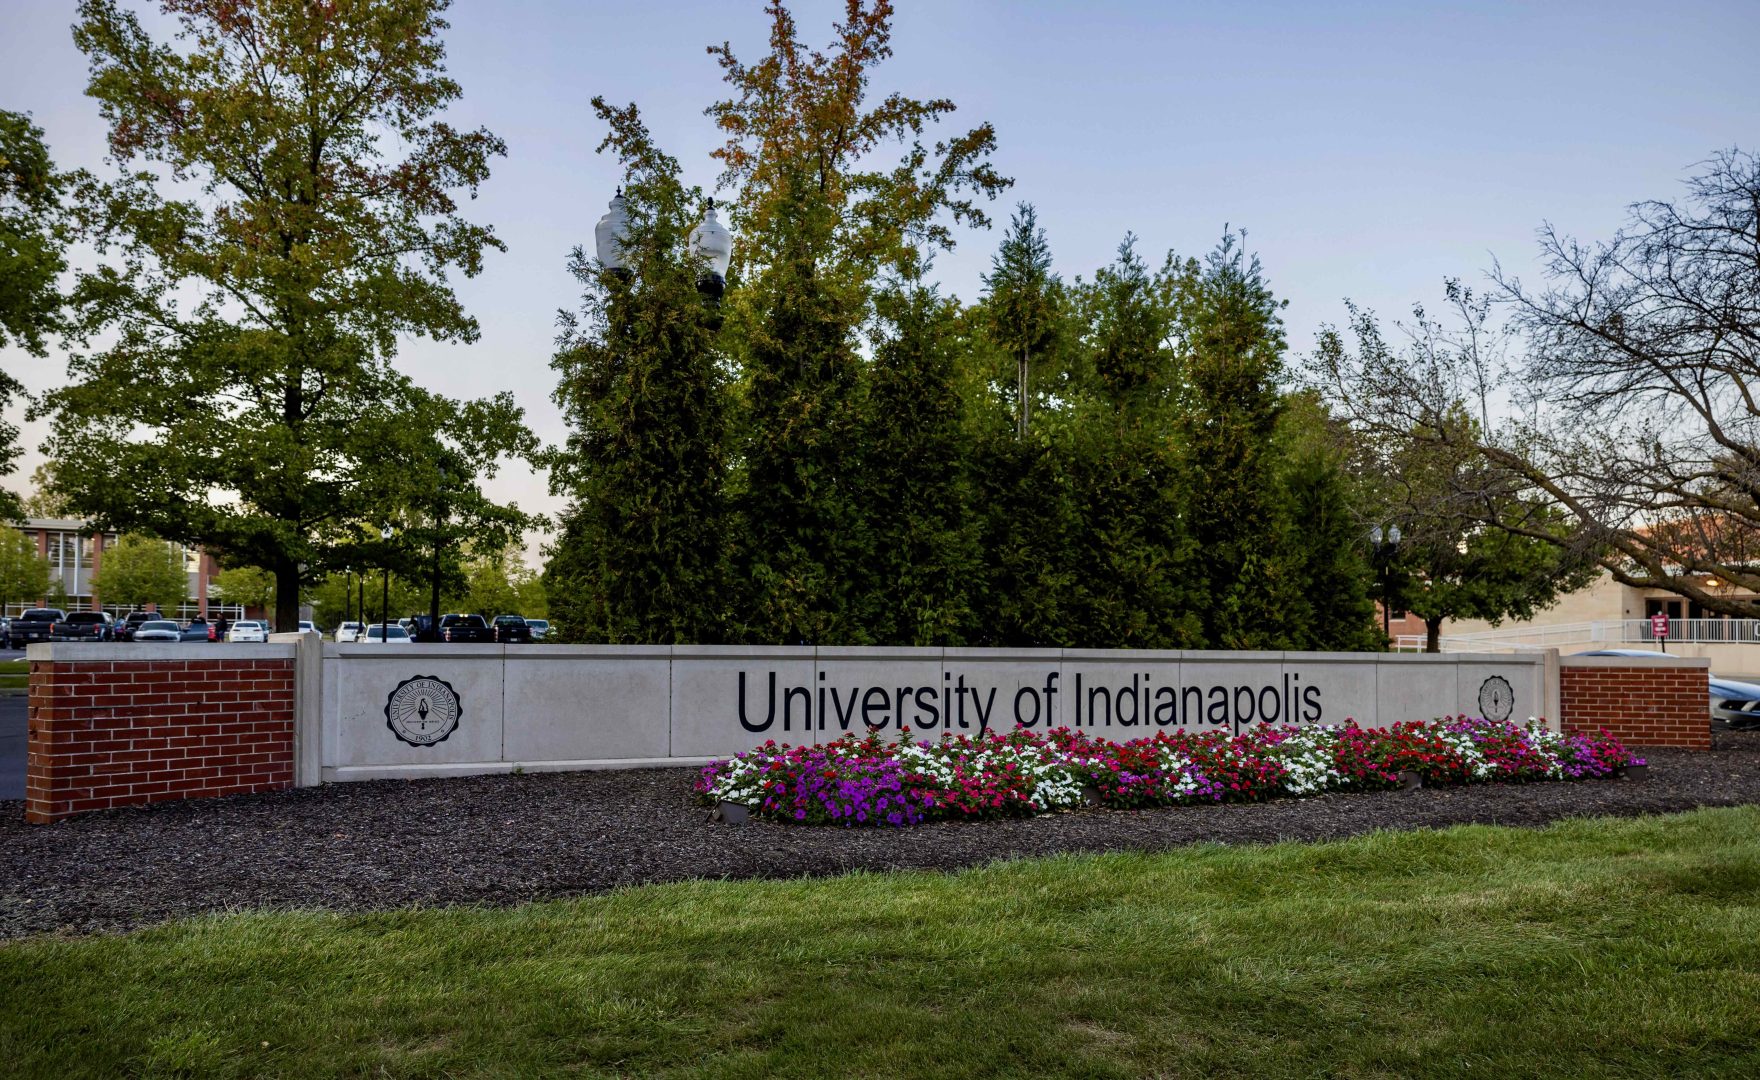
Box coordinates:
[545,100,732,644]
[1178,232,1294,648]
[857,282,982,644]
[981,204,1061,439]
[1064,237,1197,646]
[1274,393,1382,650]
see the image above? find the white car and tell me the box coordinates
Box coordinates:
[299,620,318,634]
[362,624,412,644]
[226,620,268,643]
[336,621,363,643]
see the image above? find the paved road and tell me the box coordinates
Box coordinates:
[0,693,24,801]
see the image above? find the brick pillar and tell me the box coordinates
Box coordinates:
[1558,658,1711,749]
[26,647,297,823]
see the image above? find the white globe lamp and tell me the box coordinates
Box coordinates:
[594,188,632,277]
[688,199,733,298]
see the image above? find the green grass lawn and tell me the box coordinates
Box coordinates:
[0,657,26,690]
[4,808,1760,1079]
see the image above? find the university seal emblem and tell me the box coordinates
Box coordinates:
[384,675,462,747]
[1477,675,1515,722]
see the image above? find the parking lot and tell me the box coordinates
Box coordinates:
[0,693,24,801]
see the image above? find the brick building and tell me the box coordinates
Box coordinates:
[6,517,237,621]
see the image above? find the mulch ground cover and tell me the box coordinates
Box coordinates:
[4,727,1757,940]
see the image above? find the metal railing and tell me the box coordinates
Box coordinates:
[1401,618,1760,653]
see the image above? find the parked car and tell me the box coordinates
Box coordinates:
[0,616,11,649]
[525,618,550,641]
[226,620,268,643]
[439,613,493,643]
[362,624,412,644]
[9,608,65,647]
[492,615,533,644]
[180,618,216,642]
[406,613,442,642]
[335,621,364,643]
[299,620,318,635]
[115,611,157,642]
[1574,648,1760,728]
[51,611,116,642]
[132,619,183,643]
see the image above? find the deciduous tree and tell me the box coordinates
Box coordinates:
[1317,151,1760,618]
[0,110,71,521]
[92,533,186,612]
[0,527,52,612]
[42,0,533,631]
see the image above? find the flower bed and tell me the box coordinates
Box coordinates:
[696,718,1641,827]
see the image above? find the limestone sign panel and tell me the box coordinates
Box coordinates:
[322,645,1550,781]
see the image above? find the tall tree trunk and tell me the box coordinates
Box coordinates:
[1017,347,1031,439]
[429,519,442,641]
[1425,615,1443,654]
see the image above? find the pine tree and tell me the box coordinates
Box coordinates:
[1274,393,1382,650]
[981,204,1061,439]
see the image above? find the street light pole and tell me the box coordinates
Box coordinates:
[380,524,395,645]
[1370,525,1403,644]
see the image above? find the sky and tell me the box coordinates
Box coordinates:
[3,0,1758,554]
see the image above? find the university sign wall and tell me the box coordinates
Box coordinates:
[24,641,1715,823]
[316,645,1555,782]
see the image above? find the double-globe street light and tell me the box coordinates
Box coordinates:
[594,189,733,297]
[1370,525,1403,643]
[380,523,396,646]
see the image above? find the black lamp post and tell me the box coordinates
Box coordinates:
[379,524,395,645]
[1370,525,1403,643]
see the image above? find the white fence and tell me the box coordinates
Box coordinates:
[1399,618,1760,653]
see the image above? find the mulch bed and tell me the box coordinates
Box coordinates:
[4,728,1758,941]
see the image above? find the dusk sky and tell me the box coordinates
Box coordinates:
[4,0,1757,545]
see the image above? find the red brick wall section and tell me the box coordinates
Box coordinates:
[26,658,296,824]
[1559,663,1710,750]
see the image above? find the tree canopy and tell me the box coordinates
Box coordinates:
[1315,151,1760,619]
[92,533,186,612]
[40,0,535,631]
